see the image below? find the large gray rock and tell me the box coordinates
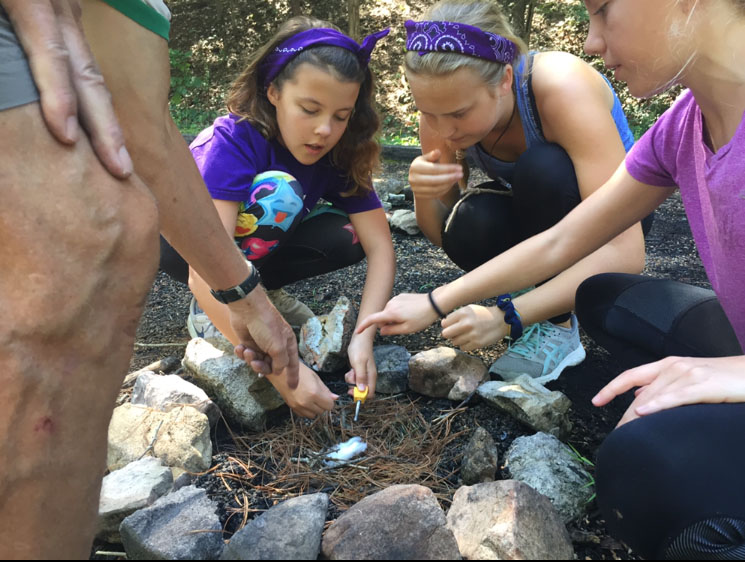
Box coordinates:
[131,372,220,427]
[373,345,411,394]
[389,209,420,235]
[322,484,461,560]
[506,432,594,523]
[120,485,224,560]
[107,403,211,473]
[447,480,574,560]
[409,347,488,399]
[477,376,572,438]
[299,296,355,372]
[97,457,173,543]
[460,427,499,485]
[182,338,285,431]
[221,493,328,560]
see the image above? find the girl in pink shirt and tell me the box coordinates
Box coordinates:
[361,0,745,557]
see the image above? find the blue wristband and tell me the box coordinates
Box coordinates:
[496,294,523,341]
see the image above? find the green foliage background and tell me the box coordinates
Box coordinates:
[168,0,680,143]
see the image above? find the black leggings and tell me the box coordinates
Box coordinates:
[160,208,365,290]
[442,143,653,323]
[576,273,745,559]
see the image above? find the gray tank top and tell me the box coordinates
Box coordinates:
[466,53,635,188]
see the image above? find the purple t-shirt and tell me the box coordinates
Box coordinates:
[625,90,745,348]
[190,114,381,216]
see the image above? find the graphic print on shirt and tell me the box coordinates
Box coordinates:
[235,171,305,260]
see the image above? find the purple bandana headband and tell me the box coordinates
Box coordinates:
[405,20,517,65]
[261,27,390,88]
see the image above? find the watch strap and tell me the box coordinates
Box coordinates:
[210,266,261,304]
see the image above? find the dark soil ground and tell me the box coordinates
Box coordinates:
[121,155,707,561]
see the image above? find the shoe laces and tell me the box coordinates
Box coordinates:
[508,322,548,358]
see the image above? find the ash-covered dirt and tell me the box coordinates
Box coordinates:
[125,156,707,560]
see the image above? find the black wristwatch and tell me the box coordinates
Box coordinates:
[210,266,261,304]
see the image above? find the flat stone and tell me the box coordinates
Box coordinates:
[107,403,211,473]
[409,347,488,399]
[389,209,420,235]
[373,345,410,394]
[120,485,223,560]
[182,338,285,431]
[97,457,173,543]
[476,375,572,438]
[221,493,328,560]
[447,480,574,560]
[131,372,220,427]
[322,484,461,560]
[299,296,355,372]
[505,432,594,523]
[460,427,499,485]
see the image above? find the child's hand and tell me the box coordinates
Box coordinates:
[344,335,377,398]
[441,304,508,351]
[273,362,339,418]
[408,149,463,200]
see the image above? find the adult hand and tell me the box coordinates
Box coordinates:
[441,304,507,351]
[230,287,300,389]
[344,335,378,398]
[2,0,132,178]
[356,292,440,336]
[592,355,745,427]
[280,364,339,419]
[408,149,463,199]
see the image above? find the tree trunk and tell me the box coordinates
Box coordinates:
[289,0,303,17]
[348,0,360,41]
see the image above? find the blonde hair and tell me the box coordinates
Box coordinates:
[403,0,527,87]
[226,17,380,196]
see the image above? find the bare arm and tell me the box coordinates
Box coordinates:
[344,208,396,397]
[79,1,299,385]
[359,163,674,335]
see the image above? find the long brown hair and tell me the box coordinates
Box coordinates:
[226,17,380,196]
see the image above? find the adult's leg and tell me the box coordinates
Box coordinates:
[575,273,743,370]
[597,403,745,559]
[0,103,159,558]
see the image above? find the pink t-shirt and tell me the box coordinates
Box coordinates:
[625,90,745,349]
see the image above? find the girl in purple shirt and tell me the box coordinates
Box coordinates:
[167,18,395,418]
[362,0,745,557]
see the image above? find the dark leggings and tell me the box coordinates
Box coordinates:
[576,273,745,559]
[160,207,365,290]
[441,143,653,323]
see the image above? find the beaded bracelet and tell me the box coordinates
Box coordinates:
[496,294,523,341]
[427,291,447,319]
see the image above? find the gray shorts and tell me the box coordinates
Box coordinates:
[0,8,39,111]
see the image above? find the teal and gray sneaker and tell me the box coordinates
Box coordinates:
[489,314,586,385]
[187,296,221,340]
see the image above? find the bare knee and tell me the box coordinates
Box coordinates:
[0,103,159,348]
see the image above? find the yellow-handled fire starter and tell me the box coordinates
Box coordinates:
[353,386,369,422]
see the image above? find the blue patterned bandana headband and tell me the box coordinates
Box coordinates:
[405,19,517,65]
[261,27,390,88]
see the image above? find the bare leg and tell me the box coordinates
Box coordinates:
[0,103,159,557]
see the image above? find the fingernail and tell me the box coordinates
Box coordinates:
[357,384,366,391]
[65,116,78,142]
[118,146,134,176]
[331,393,340,399]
